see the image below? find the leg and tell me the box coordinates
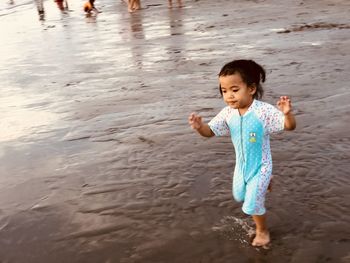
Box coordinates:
[133,0,140,10]
[35,0,45,14]
[232,171,246,203]
[252,214,270,246]
[242,172,272,246]
[128,0,135,12]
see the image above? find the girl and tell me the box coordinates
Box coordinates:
[188,59,296,247]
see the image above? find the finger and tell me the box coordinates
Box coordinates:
[189,113,196,121]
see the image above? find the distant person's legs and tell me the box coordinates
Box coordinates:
[55,0,64,11]
[128,0,140,12]
[128,0,135,12]
[133,0,140,10]
[35,0,45,19]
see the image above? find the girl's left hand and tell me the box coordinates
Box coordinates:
[277,96,292,115]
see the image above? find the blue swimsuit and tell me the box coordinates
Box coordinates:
[208,99,285,215]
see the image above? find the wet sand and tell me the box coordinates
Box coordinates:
[1,0,350,262]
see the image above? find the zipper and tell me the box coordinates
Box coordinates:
[240,116,245,164]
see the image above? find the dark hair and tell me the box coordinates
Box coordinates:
[218,59,266,99]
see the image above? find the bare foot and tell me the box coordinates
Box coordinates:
[252,230,270,247]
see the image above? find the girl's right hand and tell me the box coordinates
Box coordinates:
[188,113,203,130]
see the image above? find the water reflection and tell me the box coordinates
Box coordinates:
[85,12,98,23]
[167,8,185,62]
[168,0,182,8]
[168,8,183,36]
[0,94,59,143]
[129,12,145,69]
[130,12,144,38]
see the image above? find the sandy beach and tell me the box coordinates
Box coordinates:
[0,0,350,262]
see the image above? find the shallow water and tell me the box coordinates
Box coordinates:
[0,0,350,262]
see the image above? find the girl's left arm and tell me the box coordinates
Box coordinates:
[284,112,296,131]
[277,96,296,131]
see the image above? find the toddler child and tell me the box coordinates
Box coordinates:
[84,0,98,14]
[188,59,296,247]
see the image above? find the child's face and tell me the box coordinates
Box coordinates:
[219,73,256,110]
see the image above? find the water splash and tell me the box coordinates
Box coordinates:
[212,216,255,246]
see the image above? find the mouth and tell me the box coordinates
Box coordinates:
[227,101,238,108]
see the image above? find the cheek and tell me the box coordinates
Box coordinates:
[223,93,230,100]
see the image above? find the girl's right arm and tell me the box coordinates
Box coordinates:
[188,113,215,137]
